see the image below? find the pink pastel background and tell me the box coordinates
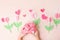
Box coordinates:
[0,0,60,40]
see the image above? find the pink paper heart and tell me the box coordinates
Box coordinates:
[41,14,48,20]
[1,18,5,22]
[40,8,45,12]
[55,13,60,18]
[15,9,20,15]
[29,9,33,12]
[22,22,37,34]
[5,17,9,23]
[1,17,9,23]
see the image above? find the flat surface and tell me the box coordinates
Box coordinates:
[0,0,60,40]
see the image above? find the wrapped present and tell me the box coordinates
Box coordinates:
[21,22,37,34]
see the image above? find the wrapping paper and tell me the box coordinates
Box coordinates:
[22,22,37,34]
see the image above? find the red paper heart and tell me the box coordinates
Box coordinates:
[40,8,45,12]
[41,14,48,20]
[15,9,20,15]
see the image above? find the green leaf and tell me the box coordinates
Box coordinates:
[45,25,54,31]
[5,23,13,31]
[33,18,40,25]
[14,22,22,28]
[53,19,60,25]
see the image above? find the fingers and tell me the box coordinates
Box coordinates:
[18,33,28,40]
[18,33,24,40]
[18,34,23,40]
[35,27,41,40]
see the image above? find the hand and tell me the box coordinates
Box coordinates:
[18,33,27,40]
[18,30,41,40]
[34,27,41,40]
[35,31,41,40]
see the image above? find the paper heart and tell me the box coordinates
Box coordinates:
[55,13,60,18]
[15,9,20,15]
[45,25,54,31]
[41,14,48,20]
[1,17,9,23]
[1,18,5,22]
[29,9,33,12]
[40,8,45,12]
[5,17,9,23]
[22,22,37,34]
